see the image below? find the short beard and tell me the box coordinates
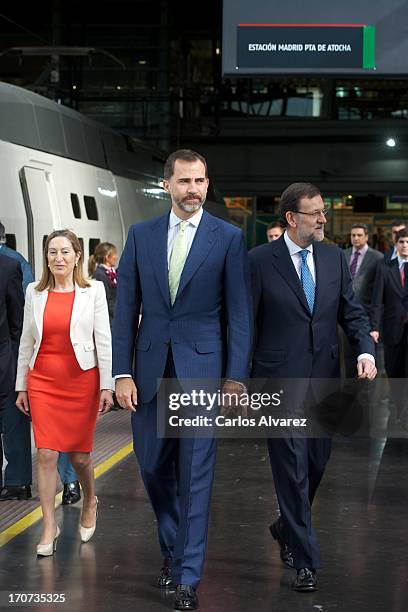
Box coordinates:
[175,199,204,213]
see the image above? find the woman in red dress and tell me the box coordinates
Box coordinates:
[16,230,113,556]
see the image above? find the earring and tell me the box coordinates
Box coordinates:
[75,262,78,267]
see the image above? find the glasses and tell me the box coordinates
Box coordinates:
[294,208,330,219]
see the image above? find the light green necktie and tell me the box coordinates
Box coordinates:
[169,220,188,305]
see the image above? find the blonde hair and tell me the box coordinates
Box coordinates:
[36,229,91,291]
[88,242,117,276]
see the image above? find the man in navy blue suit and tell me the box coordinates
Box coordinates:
[249,183,376,592]
[112,149,252,610]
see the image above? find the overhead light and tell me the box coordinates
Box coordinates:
[72,84,77,90]
[215,47,220,55]
[386,137,396,147]
[347,194,353,199]
[98,187,117,198]
[116,85,121,90]
[138,60,147,65]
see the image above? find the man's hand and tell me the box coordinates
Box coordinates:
[115,378,138,411]
[370,330,380,343]
[221,380,246,417]
[357,358,377,380]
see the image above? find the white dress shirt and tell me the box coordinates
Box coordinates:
[167,207,203,267]
[284,231,316,282]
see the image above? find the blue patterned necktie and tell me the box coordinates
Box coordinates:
[299,249,315,314]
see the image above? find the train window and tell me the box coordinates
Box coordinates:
[71,194,81,219]
[89,238,100,255]
[5,234,16,249]
[84,196,98,221]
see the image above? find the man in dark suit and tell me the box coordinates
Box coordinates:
[343,224,383,376]
[383,220,406,263]
[249,183,376,592]
[0,254,24,491]
[371,228,408,423]
[113,149,252,610]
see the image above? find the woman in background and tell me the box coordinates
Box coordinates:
[88,242,118,327]
[15,229,113,556]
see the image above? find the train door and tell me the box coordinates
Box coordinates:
[20,166,60,278]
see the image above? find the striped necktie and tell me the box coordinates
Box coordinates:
[349,251,360,280]
[299,249,315,314]
[168,220,188,305]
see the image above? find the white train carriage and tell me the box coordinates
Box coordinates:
[0,83,171,276]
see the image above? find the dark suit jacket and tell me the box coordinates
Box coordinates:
[0,254,24,397]
[92,265,116,327]
[371,259,407,345]
[112,210,253,403]
[344,246,383,323]
[249,236,374,379]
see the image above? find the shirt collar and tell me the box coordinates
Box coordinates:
[169,206,203,229]
[397,255,408,268]
[284,231,314,256]
[352,244,368,257]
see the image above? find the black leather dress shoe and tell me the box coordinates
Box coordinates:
[174,585,198,610]
[269,520,294,568]
[62,481,81,505]
[0,485,32,501]
[157,557,173,588]
[293,568,317,592]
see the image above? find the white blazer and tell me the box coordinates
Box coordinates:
[15,280,113,391]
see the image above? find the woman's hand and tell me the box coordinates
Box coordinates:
[16,391,30,415]
[99,389,114,415]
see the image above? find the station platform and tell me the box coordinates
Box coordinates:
[1,416,408,611]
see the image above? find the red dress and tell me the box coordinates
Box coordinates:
[27,291,100,452]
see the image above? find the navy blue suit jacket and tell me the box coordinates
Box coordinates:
[249,236,374,379]
[112,210,253,403]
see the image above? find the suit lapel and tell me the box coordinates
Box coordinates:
[147,213,171,307]
[70,285,90,329]
[271,237,311,315]
[33,290,48,337]
[389,259,403,294]
[176,210,218,302]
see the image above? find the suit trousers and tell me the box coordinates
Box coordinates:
[0,391,32,486]
[131,350,217,588]
[384,323,408,420]
[267,435,331,569]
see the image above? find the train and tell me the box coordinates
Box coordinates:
[0,82,227,277]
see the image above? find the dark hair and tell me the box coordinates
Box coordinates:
[267,222,283,231]
[36,229,90,291]
[278,182,321,227]
[392,219,406,228]
[395,228,408,241]
[351,223,369,235]
[0,221,5,243]
[163,149,208,180]
[88,242,117,276]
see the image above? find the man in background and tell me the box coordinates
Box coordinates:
[343,224,383,376]
[266,222,283,243]
[384,220,406,262]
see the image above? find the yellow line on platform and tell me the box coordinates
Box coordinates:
[0,441,133,549]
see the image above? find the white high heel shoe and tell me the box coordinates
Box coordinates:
[79,496,98,543]
[36,525,60,557]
